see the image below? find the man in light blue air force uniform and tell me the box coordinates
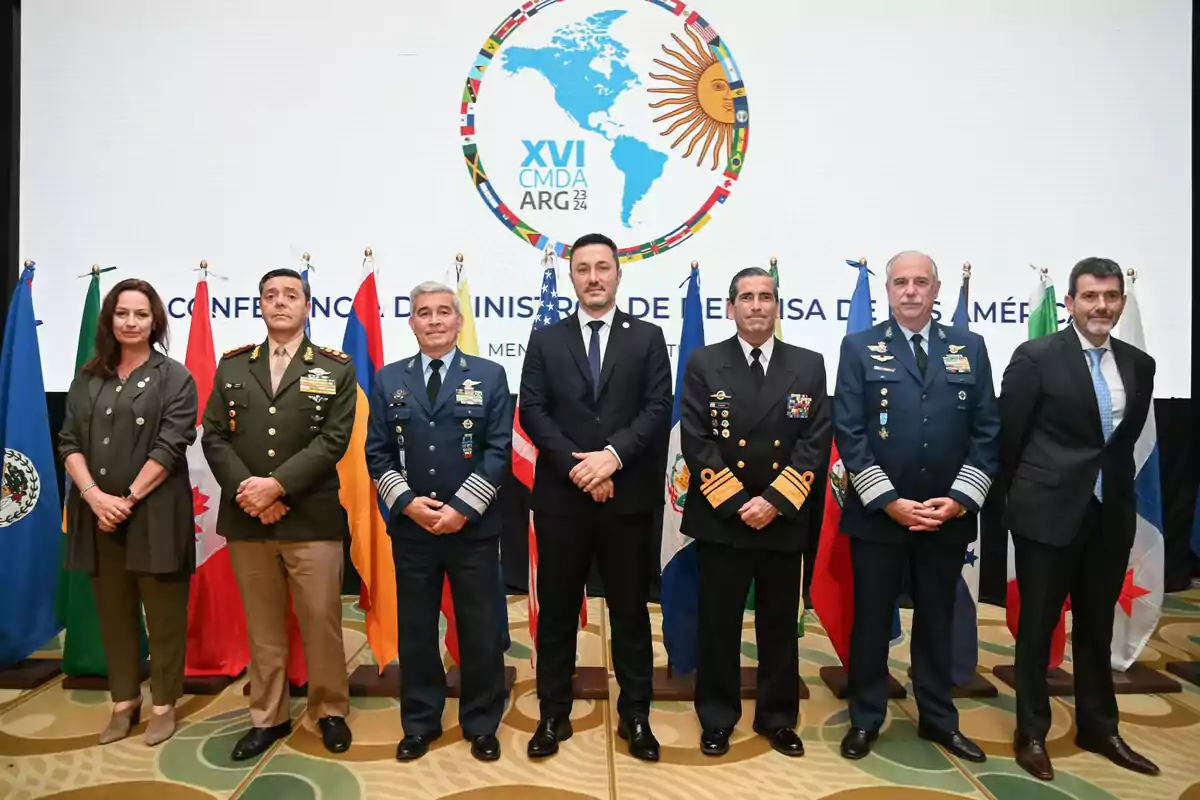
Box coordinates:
[832,251,999,763]
[365,281,513,764]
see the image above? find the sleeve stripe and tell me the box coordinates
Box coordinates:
[701,467,745,508]
[850,466,895,507]
[952,465,991,507]
[378,469,409,510]
[455,486,489,516]
[457,473,498,514]
[770,467,815,510]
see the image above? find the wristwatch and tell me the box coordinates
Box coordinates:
[124,487,141,504]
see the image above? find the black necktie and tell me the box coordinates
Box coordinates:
[427,358,443,404]
[911,333,927,376]
[750,347,765,390]
[587,320,603,399]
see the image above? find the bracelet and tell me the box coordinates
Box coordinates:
[79,481,97,497]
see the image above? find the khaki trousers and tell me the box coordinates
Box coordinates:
[90,528,190,706]
[228,539,350,727]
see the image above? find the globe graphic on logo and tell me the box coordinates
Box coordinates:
[461,0,749,262]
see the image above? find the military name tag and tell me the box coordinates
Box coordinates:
[786,394,811,419]
[943,354,971,373]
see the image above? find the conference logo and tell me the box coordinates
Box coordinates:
[460,0,749,262]
[0,449,41,527]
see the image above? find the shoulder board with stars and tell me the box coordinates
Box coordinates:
[316,346,351,364]
[222,343,257,359]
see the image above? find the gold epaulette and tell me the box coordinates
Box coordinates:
[317,346,351,364]
[222,343,256,359]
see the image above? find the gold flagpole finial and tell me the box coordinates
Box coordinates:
[962,261,972,276]
[364,246,373,259]
[860,256,868,266]
[1126,267,1137,282]
[691,260,699,269]
[23,259,33,268]
[769,255,778,268]
[455,252,464,264]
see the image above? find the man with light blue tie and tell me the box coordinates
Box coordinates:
[1000,257,1159,781]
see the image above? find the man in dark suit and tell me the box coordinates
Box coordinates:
[1000,257,1159,781]
[833,251,998,763]
[679,267,831,757]
[518,232,673,761]
[365,281,513,763]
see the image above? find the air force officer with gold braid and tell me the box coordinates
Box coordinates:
[679,267,831,758]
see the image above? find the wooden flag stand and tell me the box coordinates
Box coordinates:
[0,659,62,691]
[652,666,810,701]
[991,663,1181,695]
[182,670,244,696]
[907,667,998,698]
[62,662,150,691]
[1165,662,1200,688]
[820,666,906,700]
[345,665,519,699]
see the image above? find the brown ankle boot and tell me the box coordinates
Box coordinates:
[144,707,176,746]
[99,704,141,745]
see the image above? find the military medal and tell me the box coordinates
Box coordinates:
[461,433,474,458]
[786,394,812,419]
[959,390,968,401]
[463,418,474,430]
[879,428,889,440]
[300,367,337,395]
[943,353,971,373]
[709,390,731,430]
[879,412,888,426]
[229,409,237,433]
[456,378,483,406]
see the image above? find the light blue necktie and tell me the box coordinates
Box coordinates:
[1087,347,1114,499]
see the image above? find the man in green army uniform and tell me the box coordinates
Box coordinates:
[201,268,356,760]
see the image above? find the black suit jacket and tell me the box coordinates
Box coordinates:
[518,309,673,515]
[679,336,831,551]
[999,326,1156,547]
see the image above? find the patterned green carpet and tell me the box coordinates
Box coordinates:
[2,590,1198,799]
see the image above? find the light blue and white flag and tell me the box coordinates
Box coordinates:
[1110,277,1163,670]
[659,264,704,675]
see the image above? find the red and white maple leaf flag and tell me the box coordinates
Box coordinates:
[183,277,309,684]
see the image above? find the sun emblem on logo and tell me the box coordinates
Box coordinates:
[829,459,848,509]
[649,27,735,170]
[0,449,41,527]
[667,453,691,513]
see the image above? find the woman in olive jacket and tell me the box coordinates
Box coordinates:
[59,278,198,746]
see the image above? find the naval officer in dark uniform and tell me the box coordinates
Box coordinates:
[679,267,831,758]
[202,268,356,760]
[366,281,512,763]
[833,250,999,762]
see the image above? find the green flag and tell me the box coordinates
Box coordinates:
[1028,268,1059,339]
[54,271,149,676]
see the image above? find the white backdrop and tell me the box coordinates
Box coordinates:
[20,0,1192,395]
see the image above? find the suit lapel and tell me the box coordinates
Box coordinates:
[404,354,432,415]
[597,309,626,399]
[120,351,164,404]
[744,340,795,431]
[1060,328,1104,443]
[886,323,925,384]
[563,314,594,391]
[431,352,467,416]
[249,340,274,399]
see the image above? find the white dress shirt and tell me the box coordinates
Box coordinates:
[1074,325,1125,430]
[578,305,618,363]
[737,334,775,375]
[577,307,623,469]
[897,319,932,358]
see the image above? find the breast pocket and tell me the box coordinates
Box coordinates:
[944,373,976,409]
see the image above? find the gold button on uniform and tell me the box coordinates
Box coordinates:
[136,417,145,426]
[774,440,781,447]
[268,428,276,436]
[737,460,745,469]
[269,406,277,414]
[773,462,780,470]
[738,439,746,447]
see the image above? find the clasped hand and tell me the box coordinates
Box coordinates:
[739,496,779,530]
[404,496,467,535]
[238,477,288,524]
[88,491,132,533]
[885,497,963,531]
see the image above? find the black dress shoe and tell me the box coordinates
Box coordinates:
[396,731,442,761]
[917,724,986,763]
[700,727,732,756]
[752,723,805,757]
[470,734,501,762]
[1076,732,1160,776]
[1014,735,1054,781]
[840,727,878,760]
[318,716,352,754]
[231,721,292,761]
[527,717,572,759]
[617,717,660,762]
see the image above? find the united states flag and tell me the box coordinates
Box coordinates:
[516,251,586,658]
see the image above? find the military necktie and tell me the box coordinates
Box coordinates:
[270,345,288,394]
[427,358,443,404]
[1087,347,1114,499]
[911,333,927,376]
[750,347,765,391]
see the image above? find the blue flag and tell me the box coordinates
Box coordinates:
[0,265,64,666]
[659,265,705,674]
[949,275,981,685]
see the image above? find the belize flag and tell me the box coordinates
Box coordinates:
[659,264,705,674]
[0,264,63,666]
